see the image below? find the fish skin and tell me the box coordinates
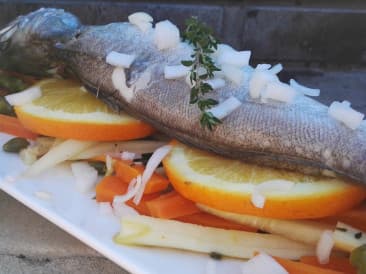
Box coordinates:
[1,8,366,184]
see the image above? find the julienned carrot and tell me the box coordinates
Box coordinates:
[95,175,159,215]
[176,212,257,232]
[145,191,200,219]
[300,256,356,274]
[114,160,169,194]
[0,114,38,139]
[274,256,346,274]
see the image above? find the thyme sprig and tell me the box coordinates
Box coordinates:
[182,17,221,130]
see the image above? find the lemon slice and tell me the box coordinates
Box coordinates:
[163,141,366,219]
[15,79,154,141]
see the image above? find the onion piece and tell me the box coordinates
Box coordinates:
[218,50,251,67]
[221,64,244,85]
[106,51,136,68]
[128,12,153,32]
[290,79,320,97]
[5,86,41,106]
[164,65,190,79]
[120,151,136,161]
[328,101,364,130]
[249,70,279,99]
[112,200,139,218]
[256,64,271,70]
[114,175,142,204]
[211,44,234,59]
[133,145,172,204]
[71,162,98,193]
[261,82,297,103]
[269,63,283,74]
[316,230,334,264]
[205,78,226,90]
[251,189,266,208]
[209,96,242,120]
[154,20,180,50]
[241,253,289,274]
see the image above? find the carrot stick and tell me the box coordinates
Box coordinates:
[274,256,346,274]
[176,212,257,232]
[0,114,38,139]
[115,160,169,194]
[145,191,200,219]
[300,256,356,274]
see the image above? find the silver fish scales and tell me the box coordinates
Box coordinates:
[0,8,365,185]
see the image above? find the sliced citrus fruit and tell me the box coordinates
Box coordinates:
[163,141,366,219]
[14,79,154,141]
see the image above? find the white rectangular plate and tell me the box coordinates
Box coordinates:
[0,133,244,274]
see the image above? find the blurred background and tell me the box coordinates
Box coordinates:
[0,1,365,273]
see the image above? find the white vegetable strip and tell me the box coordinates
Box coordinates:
[209,96,242,120]
[316,230,334,264]
[261,82,297,103]
[164,65,190,79]
[269,63,283,74]
[198,204,333,246]
[154,20,180,50]
[70,140,166,160]
[328,101,364,130]
[133,145,172,204]
[115,215,315,260]
[114,175,142,204]
[23,139,96,177]
[241,253,288,274]
[205,78,225,90]
[218,50,251,67]
[128,12,153,32]
[289,79,320,97]
[106,51,136,68]
[5,86,41,106]
[71,162,99,193]
[221,64,244,85]
[333,222,366,252]
[249,70,279,99]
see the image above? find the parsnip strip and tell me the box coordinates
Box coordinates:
[198,204,332,246]
[115,215,315,260]
[333,222,366,252]
[23,139,96,177]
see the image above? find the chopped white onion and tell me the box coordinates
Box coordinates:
[211,44,234,59]
[5,86,41,106]
[114,175,142,203]
[133,145,172,204]
[269,63,283,74]
[99,202,114,215]
[205,78,226,90]
[256,64,271,70]
[241,253,288,274]
[70,162,98,193]
[251,189,266,208]
[316,230,335,264]
[154,20,180,50]
[209,96,242,120]
[106,51,136,68]
[120,151,136,161]
[256,180,295,194]
[34,191,52,201]
[328,101,364,130]
[290,79,320,97]
[221,64,244,85]
[112,200,139,218]
[218,50,251,67]
[164,65,190,79]
[128,12,153,32]
[261,82,297,103]
[249,70,279,99]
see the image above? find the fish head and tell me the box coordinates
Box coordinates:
[0,8,81,76]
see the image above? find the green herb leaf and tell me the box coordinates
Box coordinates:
[182,17,221,130]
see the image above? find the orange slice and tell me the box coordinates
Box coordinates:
[163,141,366,219]
[14,79,154,141]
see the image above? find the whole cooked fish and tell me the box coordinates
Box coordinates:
[1,8,366,184]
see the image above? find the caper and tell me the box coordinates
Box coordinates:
[88,161,107,175]
[0,96,15,116]
[350,244,366,274]
[2,137,30,153]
